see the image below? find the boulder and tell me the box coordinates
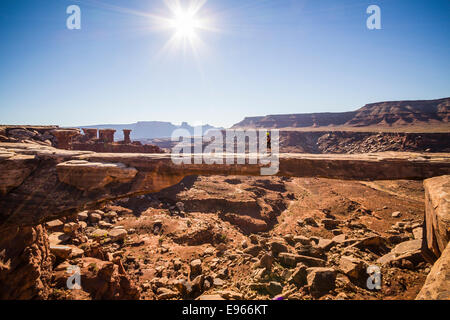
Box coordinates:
[279,252,326,268]
[89,213,102,224]
[213,278,225,287]
[243,245,262,257]
[222,213,268,234]
[304,217,318,227]
[393,239,422,257]
[339,256,367,283]
[109,228,127,242]
[293,235,311,245]
[50,245,72,260]
[157,288,178,300]
[53,257,139,299]
[296,244,326,259]
[190,259,202,277]
[90,229,109,239]
[377,239,424,265]
[217,290,243,300]
[288,264,307,287]
[332,234,347,243]
[392,211,401,218]
[266,281,283,296]
[416,243,450,300]
[422,175,450,263]
[307,267,337,298]
[99,221,113,229]
[77,211,88,221]
[296,254,326,267]
[48,232,70,246]
[351,236,389,255]
[278,253,298,268]
[45,219,64,232]
[63,222,79,234]
[321,219,341,230]
[191,274,205,294]
[69,246,84,258]
[258,253,274,270]
[270,240,288,256]
[174,278,193,297]
[317,239,336,251]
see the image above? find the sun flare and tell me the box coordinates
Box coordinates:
[170,9,202,39]
[153,0,216,56]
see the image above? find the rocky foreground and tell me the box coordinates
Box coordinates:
[34,176,438,300]
[0,135,448,300]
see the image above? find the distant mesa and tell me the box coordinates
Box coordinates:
[231,97,450,130]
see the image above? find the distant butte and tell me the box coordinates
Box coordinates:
[231,97,450,131]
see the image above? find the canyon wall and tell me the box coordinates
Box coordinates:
[416,175,449,299]
[232,97,450,129]
[147,131,450,154]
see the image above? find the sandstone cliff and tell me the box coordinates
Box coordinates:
[232,97,450,130]
[416,175,450,299]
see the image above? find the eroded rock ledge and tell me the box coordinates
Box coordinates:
[1,142,450,232]
[421,175,450,262]
[56,160,138,191]
[416,175,450,299]
[1,141,450,300]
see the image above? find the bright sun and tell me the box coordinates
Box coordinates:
[151,0,216,56]
[170,10,201,38]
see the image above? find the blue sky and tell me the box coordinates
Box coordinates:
[0,0,449,128]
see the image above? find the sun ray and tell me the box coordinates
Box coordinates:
[77,0,218,65]
[155,0,214,55]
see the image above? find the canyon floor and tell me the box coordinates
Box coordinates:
[47,175,430,300]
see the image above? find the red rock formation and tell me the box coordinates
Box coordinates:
[98,129,116,143]
[417,175,450,299]
[123,129,131,144]
[421,175,450,263]
[51,129,80,150]
[82,128,98,140]
[53,257,140,299]
[71,128,164,154]
[0,225,52,299]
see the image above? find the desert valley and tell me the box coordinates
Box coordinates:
[0,97,449,301]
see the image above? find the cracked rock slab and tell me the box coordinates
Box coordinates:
[56,160,138,191]
[0,153,37,195]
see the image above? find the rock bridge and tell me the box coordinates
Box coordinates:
[0,141,449,299]
[1,142,449,231]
